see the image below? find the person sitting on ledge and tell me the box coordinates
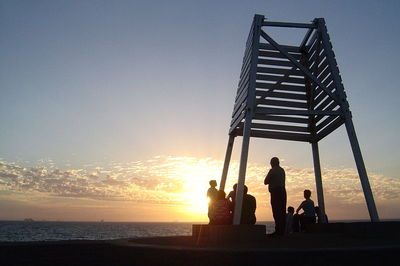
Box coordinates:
[209,190,232,225]
[285,206,294,235]
[227,183,238,206]
[295,189,316,231]
[207,180,218,221]
[240,185,256,225]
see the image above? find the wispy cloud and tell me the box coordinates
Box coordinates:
[0,156,399,219]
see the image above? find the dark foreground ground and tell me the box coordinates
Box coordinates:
[1,232,399,266]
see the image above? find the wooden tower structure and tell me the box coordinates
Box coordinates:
[220,15,379,224]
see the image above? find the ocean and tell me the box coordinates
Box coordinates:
[0,221,276,242]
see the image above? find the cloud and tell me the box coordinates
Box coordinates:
[0,156,399,219]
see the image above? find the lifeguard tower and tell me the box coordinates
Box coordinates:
[219,14,379,224]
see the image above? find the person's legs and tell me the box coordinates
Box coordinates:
[276,188,287,235]
[270,191,279,234]
[292,214,300,232]
[270,188,287,235]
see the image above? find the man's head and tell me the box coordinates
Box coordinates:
[209,180,217,187]
[270,157,280,167]
[217,190,226,200]
[243,185,248,195]
[288,206,294,214]
[304,189,311,199]
[233,183,238,191]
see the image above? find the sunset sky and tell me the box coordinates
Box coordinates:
[1,0,399,222]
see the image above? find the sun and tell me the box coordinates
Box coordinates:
[167,157,222,220]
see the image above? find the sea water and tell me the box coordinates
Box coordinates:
[0,221,276,242]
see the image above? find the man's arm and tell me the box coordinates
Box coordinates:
[296,201,304,214]
[264,169,272,185]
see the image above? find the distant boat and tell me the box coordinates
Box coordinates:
[23,218,34,222]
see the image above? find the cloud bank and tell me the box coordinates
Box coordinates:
[0,156,399,220]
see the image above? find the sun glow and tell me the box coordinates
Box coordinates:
[165,157,222,220]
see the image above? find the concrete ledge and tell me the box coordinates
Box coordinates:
[307,221,400,236]
[192,224,266,243]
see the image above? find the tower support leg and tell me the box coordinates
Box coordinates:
[233,116,252,225]
[311,142,327,223]
[345,118,379,222]
[219,135,235,191]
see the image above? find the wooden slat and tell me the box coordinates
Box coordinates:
[313,92,329,109]
[256,74,305,85]
[256,84,306,93]
[307,52,329,75]
[258,58,295,67]
[232,101,247,122]
[233,93,247,115]
[317,117,344,141]
[251,122,309,133]
[306,31,319,53]
[235,79,249,102]
[256,98,308,109]
[253,114,309,124]
[259,43,301,53]
[316,65,331,82]
[246,130,310,142]
[233,87,248,112]
[257,66,302,76]
[262,21,317,29]
[314,82,335,104]
[308,48,326,67]
[230,108,246,128]
[240,54,252,79]
[237,70,250,94]
[314,78,334,98]
[307,41,320,62]
[315,96,334,111]
[314,74,334,97]
[260,30,340,105]
[300,28,314,50]
[255,107,340,116]
[316,115,338,131]
[259,50,302,60]
[241,53,252,76]
[314,103,340,125]
[255,90,307,100]
[317,58,329,74]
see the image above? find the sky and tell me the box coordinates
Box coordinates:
[0,0,399,222]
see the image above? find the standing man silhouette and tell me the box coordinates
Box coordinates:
[264,157,286,236]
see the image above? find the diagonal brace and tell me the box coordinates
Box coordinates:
[260,30,340,106]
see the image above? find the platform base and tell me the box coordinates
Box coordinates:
[192,224,266,243]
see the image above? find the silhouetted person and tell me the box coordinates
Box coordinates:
[285,206,294,235]
[264,157,286,236]
[315,206,329,224]
[295,189,316,231]
[240,185,256,224]
[227,183,238,206]
[207,180,218,222]
[209,190,232,225]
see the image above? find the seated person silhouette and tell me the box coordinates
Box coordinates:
[285,206,294,234]
[295,189,316,232]
[240,185,256,225]
[315,206,329,224]
[227,183,238,207]
[209,190,232,225]
[207,180,218,221]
